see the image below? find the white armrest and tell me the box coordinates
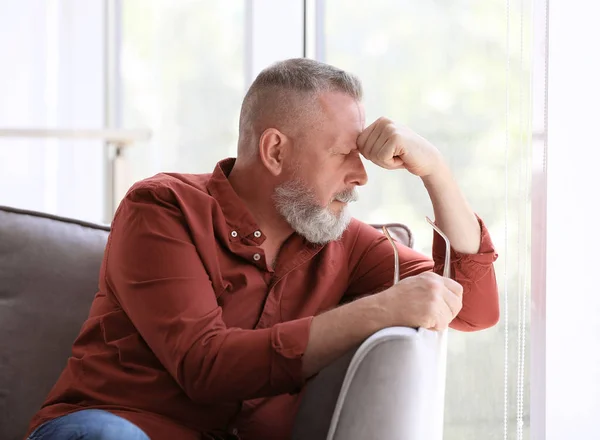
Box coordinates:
[292,327,447,440]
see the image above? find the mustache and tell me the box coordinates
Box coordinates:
[333,187,359,204]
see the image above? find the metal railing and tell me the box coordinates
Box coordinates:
[0,128,151,222]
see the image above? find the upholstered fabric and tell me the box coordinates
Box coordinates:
[292,327,446,440]
[0,206,110,440]
[0,205,414,440]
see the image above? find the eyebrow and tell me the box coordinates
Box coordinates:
[333,143,359,153]
[331,148,357,156]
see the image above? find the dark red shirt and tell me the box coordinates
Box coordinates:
[27,158,499,440]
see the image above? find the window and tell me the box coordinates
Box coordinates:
[322,0,532,438]
[0,1,105,222]
[119,0,245,190]
[2,1,544,436]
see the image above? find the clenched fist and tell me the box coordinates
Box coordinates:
[357,117,443,177]
[377,271,463,331]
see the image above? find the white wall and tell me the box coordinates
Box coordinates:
[544,1,600,438]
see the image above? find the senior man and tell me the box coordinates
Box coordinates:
[26,58,499,440]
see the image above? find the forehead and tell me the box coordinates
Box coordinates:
[316,91,365,133]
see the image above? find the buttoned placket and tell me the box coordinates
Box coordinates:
[229,228,268,268]
[254,245,321,329]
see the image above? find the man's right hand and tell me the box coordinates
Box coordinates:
[303,271,463,377]
[376,272,464,331]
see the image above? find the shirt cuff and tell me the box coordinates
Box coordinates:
[269,316,314,393]
[432,214,498,281]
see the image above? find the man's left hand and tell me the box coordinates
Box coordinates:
[357,117,444,177]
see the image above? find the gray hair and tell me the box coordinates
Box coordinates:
[238,58,363,157]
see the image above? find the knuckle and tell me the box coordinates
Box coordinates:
[423,277,441,292]
[384,123,397,136]
[420,271,438,280]
[414,272,426,280]
[450,281,464,296]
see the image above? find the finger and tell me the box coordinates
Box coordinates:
[361,120,386,159]
[442,287,463,318]
[372,128,393,160]
[356,118,381,149]
[442,277,463,298]
[432,304,453,331]
[375,137,400,169]
[366,125,387,159]
[358,118,389,158]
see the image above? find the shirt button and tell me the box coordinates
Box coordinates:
[254,230,262,238]
[253,253,261,261]
[231,231,238,238]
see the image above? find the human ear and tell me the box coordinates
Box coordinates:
[258,128,288,176]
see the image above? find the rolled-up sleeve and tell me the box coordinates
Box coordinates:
[344,216,499,332]
[103,185,312,405]
[432,215,500,331]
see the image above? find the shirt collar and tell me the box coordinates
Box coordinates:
[207,157,326,254]
[206,157,264,240]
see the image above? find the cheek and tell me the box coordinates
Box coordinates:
[315,188,332,206]
[294,154,342,204]
[315,177,340,205]
[297,171,328,205]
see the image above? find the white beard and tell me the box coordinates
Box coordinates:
[273,179,358,244]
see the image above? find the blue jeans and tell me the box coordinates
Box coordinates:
[27,409,150,440]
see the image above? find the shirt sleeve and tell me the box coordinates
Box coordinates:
[344,216,499,331]
[431,215,500,331]
[101,184,312,405]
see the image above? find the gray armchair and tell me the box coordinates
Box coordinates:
[0,205,446,440]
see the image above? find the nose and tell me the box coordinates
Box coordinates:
[347,153,368,187]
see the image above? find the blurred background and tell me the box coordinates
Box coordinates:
[1,1,534,439]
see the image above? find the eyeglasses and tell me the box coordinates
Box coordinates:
[382,216,451,285]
